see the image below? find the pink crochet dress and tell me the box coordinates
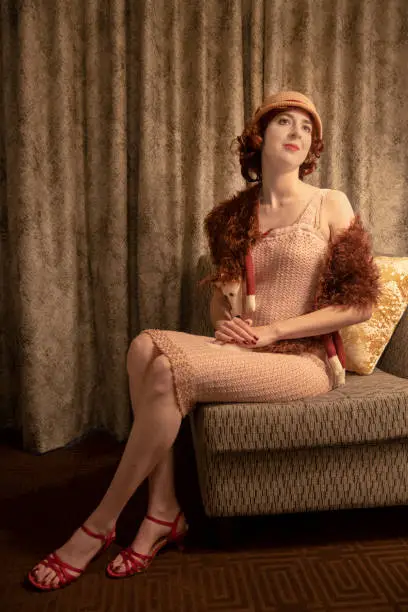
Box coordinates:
[142,190,336,417]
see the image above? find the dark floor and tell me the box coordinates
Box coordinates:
[2,421,408,612]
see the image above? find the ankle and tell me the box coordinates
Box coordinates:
[146,502,181,519]
[84,513,116,536]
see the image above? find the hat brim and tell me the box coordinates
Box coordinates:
[253,102,323,141]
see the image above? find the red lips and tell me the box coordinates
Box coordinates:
[284,144,300,151]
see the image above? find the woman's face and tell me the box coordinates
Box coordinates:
[262,108,313,171]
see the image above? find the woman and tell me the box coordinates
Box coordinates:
[27,91,372,590]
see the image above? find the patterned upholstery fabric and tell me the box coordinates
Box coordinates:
[340,256,408,375]
[189,256,408,517]
[190,437,408,517]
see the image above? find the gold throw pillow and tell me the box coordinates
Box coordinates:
[340,256,408,375]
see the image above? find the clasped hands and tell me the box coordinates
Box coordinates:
[213,316,280,349]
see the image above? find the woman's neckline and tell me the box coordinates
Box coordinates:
[257,188,322,236]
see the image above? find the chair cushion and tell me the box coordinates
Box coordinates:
[190,368,408,453]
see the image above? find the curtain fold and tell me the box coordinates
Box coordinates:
[1,0,407,453]
[1,0,130,452]
[133,0,245,336]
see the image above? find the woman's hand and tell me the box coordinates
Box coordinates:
[214,317,280,349]
[214,316,258,346]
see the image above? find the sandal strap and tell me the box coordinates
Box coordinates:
[118,546,153,573]
[80,523,112,542]
[45,552,83,575]
[146,510,183,537]
[30,527,116,589]
[39,552,83,586]
[123,546,153,563]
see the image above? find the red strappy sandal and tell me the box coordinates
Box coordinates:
[106,510,188,579]
[27,523,116,591]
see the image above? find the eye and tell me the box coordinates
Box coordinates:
[303,125,312,133]
[278,117,289,125]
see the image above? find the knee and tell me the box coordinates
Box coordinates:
[146,355,174,396]
[127,332,156,373]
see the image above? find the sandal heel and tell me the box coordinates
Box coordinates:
[173,528,188,551]
[176,538,186,552]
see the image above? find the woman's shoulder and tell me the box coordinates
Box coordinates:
[320,188,352,218]
[320,188,350,203]
[320,189,356,239]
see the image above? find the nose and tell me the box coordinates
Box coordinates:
[288,122,302,138]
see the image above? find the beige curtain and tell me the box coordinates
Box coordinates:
[1,0,407,453]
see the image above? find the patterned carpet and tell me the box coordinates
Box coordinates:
[1,424,408,611]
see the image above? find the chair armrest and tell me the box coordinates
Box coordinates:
[377,307,408,378]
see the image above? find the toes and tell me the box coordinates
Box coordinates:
[43,569,56,587]
[51,574,60,589]
[32,564,44,581]
[111,558,124,573]
[111,555,123,570]
[31,566,39,579]
[42,569,52,585]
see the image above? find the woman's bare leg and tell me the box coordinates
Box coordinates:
[109,438,185,572]
[128,334,180,513]
[31,335,184,588]
[109,334,185,571]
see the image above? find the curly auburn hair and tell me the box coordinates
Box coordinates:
[233,107,324,182]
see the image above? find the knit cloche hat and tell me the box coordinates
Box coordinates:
[252,90,323,141]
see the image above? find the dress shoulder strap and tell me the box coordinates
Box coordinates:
[313,189,330,232]
[296,189,323,227]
